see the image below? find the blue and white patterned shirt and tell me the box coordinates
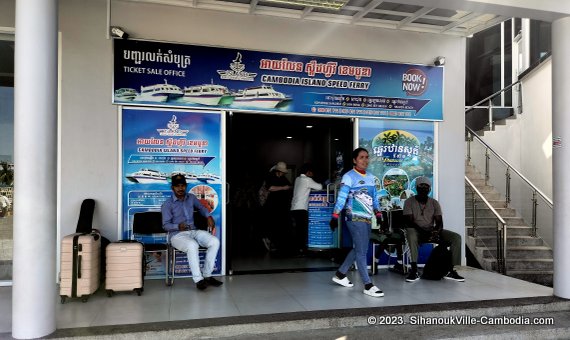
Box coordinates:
[333,169,380,222]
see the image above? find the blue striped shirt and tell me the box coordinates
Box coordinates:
[161,193,210,237]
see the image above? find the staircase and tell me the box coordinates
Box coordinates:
[465,164,553,287]
[466,106,515,133]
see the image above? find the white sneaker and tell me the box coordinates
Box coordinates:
[363,285,384,298]
[332,276,354,288]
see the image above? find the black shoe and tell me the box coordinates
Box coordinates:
[205,277,223,287]
[444,270,465,282]
[389,263,405,275]
[405,271,420,282]
[196,279,208,290]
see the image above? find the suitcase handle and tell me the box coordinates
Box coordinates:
[77,255,82,279]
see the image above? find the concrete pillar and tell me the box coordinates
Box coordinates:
[552,16,570,299]
[12,0,58,338]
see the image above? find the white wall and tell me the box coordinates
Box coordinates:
[4,0,467,260]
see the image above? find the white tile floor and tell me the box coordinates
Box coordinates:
[0,266,553,333]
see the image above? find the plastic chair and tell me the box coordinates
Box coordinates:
[132,211,169,286]
[371,209,408,275]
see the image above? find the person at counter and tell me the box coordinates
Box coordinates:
[162,174,223,291]
[291,163,323,256]
[403,176,464,283]
[329,148,384,298]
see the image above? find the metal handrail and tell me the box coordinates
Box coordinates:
[466,126,553,208]
[465,176,507,274]
[465,177,507,225]
[465,80,520,113]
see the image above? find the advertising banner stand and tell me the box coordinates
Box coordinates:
[121,107,223,278]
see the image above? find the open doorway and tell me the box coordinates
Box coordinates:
[226,112,353,274]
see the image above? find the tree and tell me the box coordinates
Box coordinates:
[0,162,14,186]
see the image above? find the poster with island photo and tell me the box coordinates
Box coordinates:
[359,118,435,211]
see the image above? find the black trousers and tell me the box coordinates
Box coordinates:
[291,210,309,251]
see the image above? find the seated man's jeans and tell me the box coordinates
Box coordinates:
[171,230,220,283]
[406,227,462,266]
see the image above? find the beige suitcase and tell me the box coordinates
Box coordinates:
[60,232,101,303]
[105,241,144,296]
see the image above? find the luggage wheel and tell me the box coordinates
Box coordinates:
[135,288,142,296]
[81,296,89,303]
[106,290,114,297]
[60,296,66,304]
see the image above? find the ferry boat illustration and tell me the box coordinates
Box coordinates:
[114,88,138,101]
[352,190,374,218]
[126,169,168,184]
[135,79,183,102]
[182,84,233,106]
[170,171,200,183]
[232,85,289,109]
[196,172,222,184]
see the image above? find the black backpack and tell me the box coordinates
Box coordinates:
[421,244,452,280]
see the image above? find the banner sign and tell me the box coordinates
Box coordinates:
[121,107,223,277]
[307,191,338,249]
[359,119,435,210]
[114,39,443,121]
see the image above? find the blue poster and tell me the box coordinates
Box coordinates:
[307,191,338,249]
[114,39,443,121]
[121,107,223,277]
[359,119,435,209]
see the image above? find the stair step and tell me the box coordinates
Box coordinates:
[482,258,553,271]
[465,166,482,174]
[465,216,527,226]
[466,178,487,186]
[483,246,553,259]
[467,225,533,237]
[466,207,517,217]
[475,236,545,247]
[465,192,502,201]
[507,271,553,287]
[465,199,507,208]
[465,167,481,176]
[465,185,497,193]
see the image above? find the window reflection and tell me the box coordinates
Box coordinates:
[0,38,14,283]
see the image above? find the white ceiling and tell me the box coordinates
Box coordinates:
[122,0,513,37]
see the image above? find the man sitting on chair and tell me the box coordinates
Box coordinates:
[162,174,223,290]
[403,176,464,283]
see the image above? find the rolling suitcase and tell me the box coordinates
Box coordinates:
[60,231,101,303]
[105,241,144,297]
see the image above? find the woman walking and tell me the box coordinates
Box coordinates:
[329,148,384,297]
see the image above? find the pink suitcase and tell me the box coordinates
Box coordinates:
[60,232,101,303]
[105,241,144,296]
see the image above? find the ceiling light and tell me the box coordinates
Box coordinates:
[306,125,313,128]
[287,136,293,139]
[334,138,339,141]
[264,0,348,10]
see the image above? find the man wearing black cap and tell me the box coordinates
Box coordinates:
[162,174,223,290]
[403,176,464,283]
